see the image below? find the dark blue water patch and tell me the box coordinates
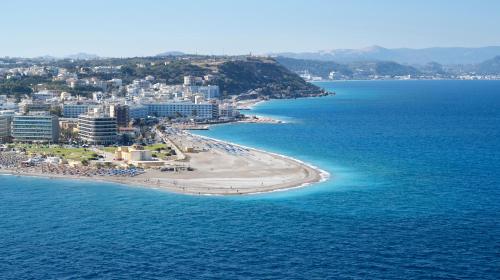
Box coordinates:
[1,80,500,279]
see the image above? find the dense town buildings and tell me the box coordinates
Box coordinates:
[0,57,241,146]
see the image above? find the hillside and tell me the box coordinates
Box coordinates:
[276,56,421,79]
[213,58,322,98]
[476,56,500,74]
[116,57,324,98]
[274,57,353,78]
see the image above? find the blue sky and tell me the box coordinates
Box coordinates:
[2,0,500,57]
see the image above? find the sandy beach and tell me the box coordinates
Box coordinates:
[235,98,267,110]
[0,133,329,195]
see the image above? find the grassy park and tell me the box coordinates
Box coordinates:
[6,143,174,163]
[8,144,99,161]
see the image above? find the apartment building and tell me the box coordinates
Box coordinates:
[78,110,117,145]
[11,113,59,143]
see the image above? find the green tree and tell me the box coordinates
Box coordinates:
[50,106,62,117]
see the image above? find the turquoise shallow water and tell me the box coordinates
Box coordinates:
[1,80,500,279]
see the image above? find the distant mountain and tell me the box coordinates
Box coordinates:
[419,62,446,75]
[273,46,500,65]
[276,56,421,79]
[156,51,186,57]
[65,52,100,60]
[275,57,353,78]
[475,56,500,74]
[35,55,58,61]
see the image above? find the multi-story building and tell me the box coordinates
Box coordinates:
[0,115,11,142]
[11,113,59,143]
[183,76,194,86]
[32,91,57,101]
[187,85,220,100]
[20,101,51,114]
[219,104,240,119]
[63,103,96,118]
[129,104,148,119]
[78,109,117,145]
[0,96,17,111]
[0,110,15,143]
[59,118,79,132]
[199,85,220,99]
[183,75,203,86]
[109,104,130,127]
[145,102,218,120]
[132,79,151,89]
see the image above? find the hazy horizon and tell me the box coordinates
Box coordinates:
[2,0,500,57]
[3,45,500,60]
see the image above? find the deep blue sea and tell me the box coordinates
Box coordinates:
[1,80,500,279]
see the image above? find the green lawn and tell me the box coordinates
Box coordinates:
[13,144,99,161]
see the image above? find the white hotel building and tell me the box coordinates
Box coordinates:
[145,102,218,120]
